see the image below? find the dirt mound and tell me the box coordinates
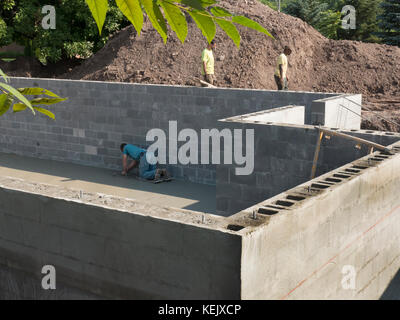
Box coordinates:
[68,0,327,88]
[67,0,399,94]
[2,0,399,130]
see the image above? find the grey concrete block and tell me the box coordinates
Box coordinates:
[62,128,74,135]
[229,173,256,186]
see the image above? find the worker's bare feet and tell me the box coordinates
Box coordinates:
[154,169,162,180]
[161,169,170,179]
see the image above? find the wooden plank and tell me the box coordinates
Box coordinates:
[316,127,390,152]
[369,146,374,154]
[311,131,324,179]
[199,79,217,88]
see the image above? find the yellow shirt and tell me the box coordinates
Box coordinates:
[202,48,214,75]
[274,53,288,78]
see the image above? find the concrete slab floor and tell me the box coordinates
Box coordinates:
[0,153,216,214]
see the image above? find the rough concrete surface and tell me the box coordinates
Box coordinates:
[0,153,216,214]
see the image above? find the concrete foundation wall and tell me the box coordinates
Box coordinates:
[242,105,305,125]
[2,78,398,300]
[216,120,400,216]
[0,78,337,185]
[240,143,400,299]
[0,186,241,299]
[311,94,362,130]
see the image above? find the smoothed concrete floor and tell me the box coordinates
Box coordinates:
[0,153,216,214]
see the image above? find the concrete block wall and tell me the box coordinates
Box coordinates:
[311,94,362,130]
[240,143,400,299]
[0,186,241,299]
[216,121,400,216]
[1,143,399,300]
[0,77,338,185]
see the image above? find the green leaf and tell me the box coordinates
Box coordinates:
[188,9,216,43]
[215,19,241,48]
[30,97,67,105]
[0,68,9,83]
[0,82,35,114]
[85,0,109,35]
[13,103,27,113]
[232,16,274,39]
[141,0,168,43]
[180,0,217,10]
[159,1,188,43]
[17,87,61,98]
[116,0,143,36]
[1,58,16,62]
[0,94,13,116]
[210,6,232,17]
[33,107,55,120]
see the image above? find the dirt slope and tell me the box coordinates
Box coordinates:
[67,0,399,94]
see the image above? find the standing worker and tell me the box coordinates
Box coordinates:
[202,40,216,86]
[274,46,292,90]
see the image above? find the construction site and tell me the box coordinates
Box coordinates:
[0,0,399,300]
[0,77,399,299]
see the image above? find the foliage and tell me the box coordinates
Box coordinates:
[85,0,274,48]
[285,0,329,26]
[0,68,66,119]
[258,0,289,11]
[1,0,274,65]
[1,0,16,11]
[0,17,12,47]
[2,0,129,64]
[335,0,382,43]
[0,0,15,47]
[277,0,384,43]
[316,9,342,39]
[377,0,400,46]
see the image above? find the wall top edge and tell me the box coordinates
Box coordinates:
[0,175,241,236]
[8,76,346,96]
[229,141,400,236]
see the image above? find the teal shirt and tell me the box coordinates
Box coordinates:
[123,144,146,160]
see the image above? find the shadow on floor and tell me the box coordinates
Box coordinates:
[380,268,400,300]
[0,153,216,214]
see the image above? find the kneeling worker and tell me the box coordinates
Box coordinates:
[120,143,169,181]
